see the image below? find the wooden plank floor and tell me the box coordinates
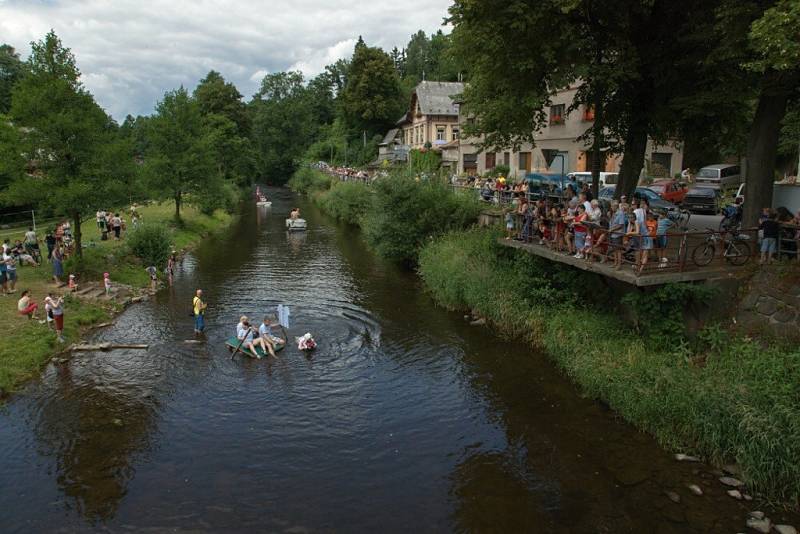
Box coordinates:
[499,238,740,287]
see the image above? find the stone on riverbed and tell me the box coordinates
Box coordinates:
[470,318,486,326]
[674,453,700,462]
[727,489,742,499]
[745,516,772,533]
[719,476,744,487]
[665,490,681,503]
[749,511,765,520]
[774,525,798,534]
[687,484,703,496]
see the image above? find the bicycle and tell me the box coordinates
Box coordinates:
[666,208,691,231]
[691,229,752,267]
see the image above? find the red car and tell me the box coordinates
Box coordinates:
[647,180,688,204]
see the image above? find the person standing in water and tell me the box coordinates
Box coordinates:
[193,289,207,334]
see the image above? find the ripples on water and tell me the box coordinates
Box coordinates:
[1,189,795,533]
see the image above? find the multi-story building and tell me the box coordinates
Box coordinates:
[458,84,683,179]
[397,81,465,150]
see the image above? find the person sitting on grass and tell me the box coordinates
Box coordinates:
[236,316,270,359]
[17,290,39,320]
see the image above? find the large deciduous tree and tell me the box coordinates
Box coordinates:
[340,38,404,138]
[7,31,133,257]
[145,87,215,219]
[0,44,25,114]
[449,0,718,198]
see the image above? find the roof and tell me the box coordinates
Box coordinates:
[414,81,464,116]
[380,128,400,146]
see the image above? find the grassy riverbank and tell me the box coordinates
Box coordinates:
[0,202,233,396]
[417,227,800,503]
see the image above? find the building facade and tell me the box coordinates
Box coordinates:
[458,84,684,179]
[397,81,465,150]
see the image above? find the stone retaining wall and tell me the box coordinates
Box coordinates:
[736,267,800,340]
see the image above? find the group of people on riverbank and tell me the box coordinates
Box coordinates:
[506,188,674,273]
[14,290,66,342]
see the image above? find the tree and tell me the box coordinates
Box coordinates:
[7,32,133,256]
[0,45,25,114]
[145,87,215,219]
[448,0,720,199]
[0,117,25,190]
[193,70,250,135]
[741,0,800,225]
[340,38,404,137]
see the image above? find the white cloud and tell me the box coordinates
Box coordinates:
[0,0,452,119]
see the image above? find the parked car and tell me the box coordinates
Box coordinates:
[567,172,620,187]
[647,179,688,204]
[598,185,678,212]
[695,164,742,192]
[525,173,571,199]
[683,187,722,214]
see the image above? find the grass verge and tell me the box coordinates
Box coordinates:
[418,227,800,504]
[0,202,233,396]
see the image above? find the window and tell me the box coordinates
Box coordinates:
[550,104,566,125]
[436,126,446,142]
[582,106,595,121]
[485,153,496,169]
[463,153,477,171]
[452,127,460,141]
[518,152,531,172]
[503,152,510,167]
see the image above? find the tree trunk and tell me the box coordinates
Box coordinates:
[590,97,604,199]
[743,72,791,227]
[174,190,182,220]
[72,211,82,258]
[615,121,649,200]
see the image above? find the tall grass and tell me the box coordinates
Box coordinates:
[315,181,373,225]
[418,227,800,503]
[287,167,333,195]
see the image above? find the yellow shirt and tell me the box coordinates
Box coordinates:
[193,296,205,316]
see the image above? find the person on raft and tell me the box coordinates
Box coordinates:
[236,315,270,358]
[290,207,300,219]
[257,315,279,358]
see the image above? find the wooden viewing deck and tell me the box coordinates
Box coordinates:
[500,238,747,287]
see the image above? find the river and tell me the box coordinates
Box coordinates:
[0,188,794,533]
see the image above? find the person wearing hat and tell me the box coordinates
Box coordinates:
[236,315,270,358]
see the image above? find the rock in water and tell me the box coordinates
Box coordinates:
[470,318,486,326]
[719,476,744,487]
[745,517,772,533]
[665,491,681,503]
[749,511,765,520]
[774,525,798,534]
[687,484,703,496]
[674,453,700,462]
[727,489,742,499]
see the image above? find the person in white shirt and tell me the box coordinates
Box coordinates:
[258,316,279,358]
[236,316,271,359]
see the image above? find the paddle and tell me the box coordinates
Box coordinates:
[231,324,250,360]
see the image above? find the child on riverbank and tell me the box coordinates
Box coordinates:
[103,272,111,296]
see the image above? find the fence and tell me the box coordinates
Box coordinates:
[504,215,762,275]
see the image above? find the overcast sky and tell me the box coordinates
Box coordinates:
[0,0,452,120]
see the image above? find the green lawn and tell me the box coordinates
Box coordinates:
[0,202,233,396]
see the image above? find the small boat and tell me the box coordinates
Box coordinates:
[225,335,286,358]
[286,218,307,232]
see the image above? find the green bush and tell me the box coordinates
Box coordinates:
[316,181,374,225]
[361,174,481,263]
[485,164,510,179]
[418,227,800,502]
[287,167,333,195]
[126,223,171,268]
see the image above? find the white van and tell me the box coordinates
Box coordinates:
[567,172,619,187]
[695,164,742,192]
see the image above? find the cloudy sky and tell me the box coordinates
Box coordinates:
[0,0,452,120]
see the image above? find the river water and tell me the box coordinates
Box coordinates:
[0,188,795,533]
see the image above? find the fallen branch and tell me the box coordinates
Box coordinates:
[72,343,149,352]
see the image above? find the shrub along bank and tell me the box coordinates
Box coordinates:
[291,168,482,263]
[0,202,234,396]
[417,227,800,503]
